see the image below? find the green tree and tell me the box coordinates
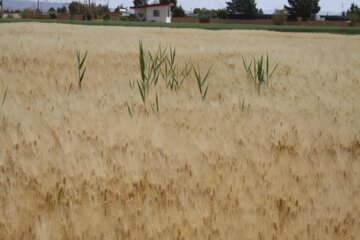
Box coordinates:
[272,9,287,25]
[114,4,124,12]
[95,4,109,16]
[159,0,176,6]
[48,7,57,18]
[133,0,147,6]
[68,1,85,15]
[347,3,360,16]
[159,0,176,11]
[347,4,360,25]
[226,0,258,16]
[172,4,184,17]
[56,6,67,14]
[284,0,320,20]
[193,8,201,15]
[216,8,228,19]
[48,7,55,13]
[193,8,212,17]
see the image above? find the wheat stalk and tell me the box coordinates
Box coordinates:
[193,64,212,101]
[77,50,88,89]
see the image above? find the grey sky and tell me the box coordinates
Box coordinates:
[106,0,360,13]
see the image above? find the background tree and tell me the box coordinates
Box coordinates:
[56,6,67,14]
[159,0,176,5]
[159,0,177,11]
[347,3,360,16]
[133,0,147,6]
[272,9,287,25]
[48,7,56,18]
[192,8,213,17]
[284,0,320,20]
[226,0,258,17]
[68,1,85,15]
[193,8,201,15]
[216,8,228,19]
[347,3,360,25]
[95,4,109,16]
[48,7,55,13]
[172,4,184,17]
[114,4,124,12]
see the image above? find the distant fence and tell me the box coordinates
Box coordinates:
[57,14,83,20]
[22,13,49,19]
[21,13,124,21]
[16,14,360,27]
[172,17,360,27]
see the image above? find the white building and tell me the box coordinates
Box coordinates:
[130,3,174,23]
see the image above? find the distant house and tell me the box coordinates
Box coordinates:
[130,3,174,23]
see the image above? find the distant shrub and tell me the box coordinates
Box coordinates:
[272,9,287,25]
[82,13,92,20]
[20,8,33,18]
[57,6,67,14]
[348,13,359,26]
[103,13,110,21]
[136,12,145,21]
[128,14,136,21]
[48,7,57,19]
[69,1,85,15]
[216,9,228,19]
[49,12,57,19]
[172,5,185,17]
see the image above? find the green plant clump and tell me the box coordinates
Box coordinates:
[348,13,359,26]
[242,54,278,94]
[137,41,164,105]
[272,9,287,25]
[127,41,212,116]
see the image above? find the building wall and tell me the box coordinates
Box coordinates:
[134,5,171,23]
[146,6,171,23]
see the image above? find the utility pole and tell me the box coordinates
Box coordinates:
[0,0,3,13]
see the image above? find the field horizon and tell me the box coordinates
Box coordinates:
[2,18,360,35]
[0,23,359,239]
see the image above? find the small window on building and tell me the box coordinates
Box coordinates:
[153,10,160,17]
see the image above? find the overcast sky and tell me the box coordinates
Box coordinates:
[103,0,360,13]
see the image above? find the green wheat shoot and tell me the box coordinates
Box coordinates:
[77,50,88,89]
[242,53,278,95]
[193,64,212,101]
[1,87,8,110]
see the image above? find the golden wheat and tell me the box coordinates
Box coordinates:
[0,23,359,239]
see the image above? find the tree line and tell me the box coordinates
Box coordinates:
[134,0,359,22]
[45,0,360,23]
[226,0,321,20]
[133,0,322,20]
[66,1,111,20]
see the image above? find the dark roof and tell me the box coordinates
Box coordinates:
[130,3,174,9]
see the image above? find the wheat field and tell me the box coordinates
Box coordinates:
[0,23,360,239]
